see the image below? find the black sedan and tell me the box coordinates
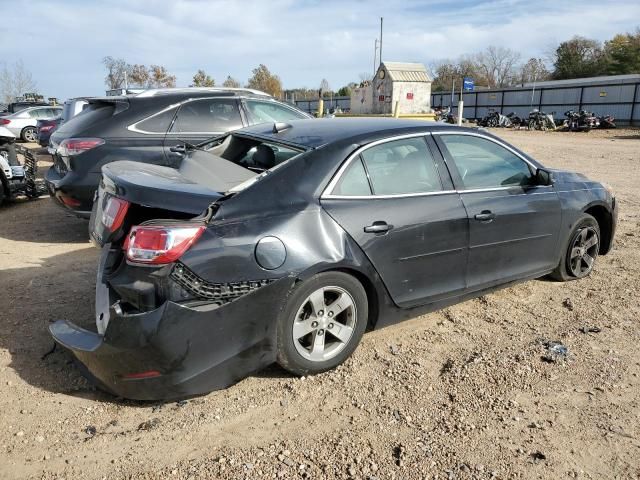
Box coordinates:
[49,119,617,400]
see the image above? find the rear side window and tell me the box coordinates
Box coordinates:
[134,106,177,133]
[360,137,443,195]
[245,100,307,124]
[439,135,533,189]
[331,158,371,196]
[56,103,115,135]
[171,99,242,133]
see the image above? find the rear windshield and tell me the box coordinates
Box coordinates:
[56,103,115,135]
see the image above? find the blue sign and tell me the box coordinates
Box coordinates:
[463,77,474,91]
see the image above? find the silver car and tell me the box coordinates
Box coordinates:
[0,106,63,142]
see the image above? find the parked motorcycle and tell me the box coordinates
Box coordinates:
[506,112,525,129]
[478,109,512,128]
[597,114,616,129]
[564,110,599,131]
[528,110,557,131]
[433,106,456,124]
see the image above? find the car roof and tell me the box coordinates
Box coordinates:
[236,117,463,149]
[134,87,272,100]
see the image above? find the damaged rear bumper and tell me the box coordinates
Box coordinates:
[50,276,294,401]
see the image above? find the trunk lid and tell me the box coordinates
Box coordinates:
[89,161,224,247]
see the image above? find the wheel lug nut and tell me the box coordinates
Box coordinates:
[318,310,324,316]
[318,329,324,336]
[328,323,334,329]
[311,321,318,328]
[328,311,334,317]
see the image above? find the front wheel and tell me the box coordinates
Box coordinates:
[276,272,368,376]
[550,214,600,281]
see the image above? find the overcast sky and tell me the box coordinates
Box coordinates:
[1,0,638,100]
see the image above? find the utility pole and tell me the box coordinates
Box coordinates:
[373,39,379,78]
[379,17,383,68]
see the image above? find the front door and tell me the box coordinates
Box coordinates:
[434,132,561,290]
[321,134,468,308]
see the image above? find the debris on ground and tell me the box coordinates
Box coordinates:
[138,418,161,431]
[579,326,602,334]
[541,340,569,363]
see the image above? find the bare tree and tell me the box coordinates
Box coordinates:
[129,64,150,87]
[518,58,550,85]
[102,56,131,89]
[474,46,521,88]
[0,60,37,103]
[222,75,241,88]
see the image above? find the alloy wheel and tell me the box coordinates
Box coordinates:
[292,285,357,362]
[23,127,37,143]
[568,226,599,277]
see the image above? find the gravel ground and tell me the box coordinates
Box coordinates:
[0,129,639,480]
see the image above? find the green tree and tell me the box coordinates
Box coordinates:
[192,69,215,87]
[605,31,640,75]
[552,36,606,79]
[222,75,241,88]
[247,64,282,97]
[337,86,352,97]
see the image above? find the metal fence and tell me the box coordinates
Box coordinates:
[294,96,351,114]
[431,81,640,125]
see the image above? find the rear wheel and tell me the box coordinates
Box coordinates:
[276,272,368,376]
[21,126,37,143]
[550,214,600,281]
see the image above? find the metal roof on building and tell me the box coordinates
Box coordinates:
[381,62,432,83]
[521,74,640,88]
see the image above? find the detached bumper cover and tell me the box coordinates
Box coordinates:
[50,277,294,400]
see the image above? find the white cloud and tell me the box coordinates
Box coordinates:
[0,0,638,99]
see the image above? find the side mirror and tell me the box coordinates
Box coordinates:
[535,168,553,186]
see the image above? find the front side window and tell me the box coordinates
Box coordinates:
[245,100,307,124]
[439,135,533,189]
[171,99,242,133]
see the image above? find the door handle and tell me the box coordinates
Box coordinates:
[474,210,496,222]
[364,221,392,234]
[169,145,186,155]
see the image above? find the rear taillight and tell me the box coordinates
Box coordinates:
[39,125,54,132]
[58,138,104,156]
[102,196,130,232]
[1,119,10,125]
[125,225,205,264]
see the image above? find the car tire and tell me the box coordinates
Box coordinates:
[550,213,600,282]
[276,271,368,376]
[21,126,37,143]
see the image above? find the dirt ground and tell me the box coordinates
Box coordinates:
[1,129,639,480]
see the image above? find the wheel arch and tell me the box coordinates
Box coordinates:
[295,264,383,333]
[584,202,612,255]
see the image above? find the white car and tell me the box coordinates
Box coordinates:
[0,106,62,142]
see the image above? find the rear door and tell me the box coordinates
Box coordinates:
[434,132,561,289]
[163,98,244,167]
[321,134,468,308]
